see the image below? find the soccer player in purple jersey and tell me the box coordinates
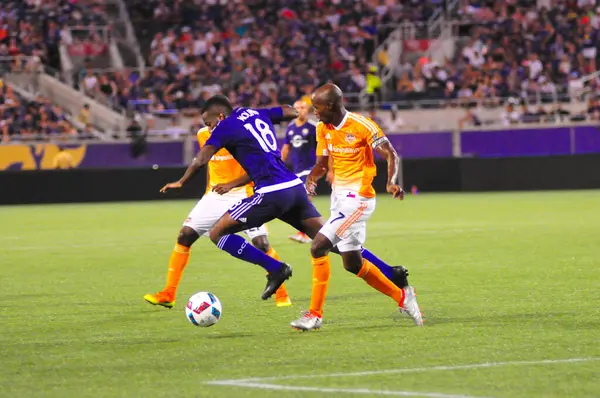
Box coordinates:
[161,95,411,304]
[281,100,317,244]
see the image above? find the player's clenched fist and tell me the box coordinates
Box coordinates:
[387,184,404,200]
[160,181,182,193]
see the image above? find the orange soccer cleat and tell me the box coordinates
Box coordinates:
[143,291,175,309]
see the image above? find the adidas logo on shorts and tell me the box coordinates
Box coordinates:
[239,217,247,223]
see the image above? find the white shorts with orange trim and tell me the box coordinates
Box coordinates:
[319,190,376,252]
[183,191,268,240]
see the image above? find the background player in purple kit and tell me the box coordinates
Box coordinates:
[161,95,412,306]
[281,100,317,244]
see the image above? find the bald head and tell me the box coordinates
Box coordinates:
[311,84,345,125]
[312,84,343,108]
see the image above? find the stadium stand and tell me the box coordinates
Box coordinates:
[0,0,111,142]
[90,0,444,117]
[388,0,600,115]
[1,0,599,140]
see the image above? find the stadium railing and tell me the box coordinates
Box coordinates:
[2,58,128,135]
[113,0,146,71]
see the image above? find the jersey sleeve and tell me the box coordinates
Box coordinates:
[196,128,209,148]
[258,107,284,124]
[204,123,229,150]
[364,118,388,149]
[316,122,329,156]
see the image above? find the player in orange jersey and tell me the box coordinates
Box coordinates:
[290,84,423,330]
[143,126,291,308]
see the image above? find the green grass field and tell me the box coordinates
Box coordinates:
[1,191,599,397]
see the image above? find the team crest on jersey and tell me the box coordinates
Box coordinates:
[345,133,356,143]
[302,128,308,136]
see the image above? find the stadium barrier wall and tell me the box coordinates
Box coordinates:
[2,154,600,205]
[1,124,599,171]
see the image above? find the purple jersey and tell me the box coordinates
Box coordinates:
[206,107,301,193]
[284,120,317,175]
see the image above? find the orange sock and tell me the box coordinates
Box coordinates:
[357,260,405,306]
[309,256,331,317]
[266,247,289,300]
[163,243,191,298]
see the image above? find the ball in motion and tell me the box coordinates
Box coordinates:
[185,292,222,327]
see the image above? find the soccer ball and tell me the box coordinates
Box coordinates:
[185,292,222,327]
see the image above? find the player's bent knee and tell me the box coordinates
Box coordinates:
[310,239,329,258]
[208,228,222,245]
[177,227,199,247]
[251,237,270,253]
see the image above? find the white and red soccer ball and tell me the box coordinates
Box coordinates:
[185,292,222,327]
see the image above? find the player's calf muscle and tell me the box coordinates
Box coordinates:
[341,251,363,274]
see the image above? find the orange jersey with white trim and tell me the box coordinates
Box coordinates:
[197,127,254,196]
[316,112,387,198]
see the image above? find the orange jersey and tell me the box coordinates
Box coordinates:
[316,112,387,198]
[197,127,254,196]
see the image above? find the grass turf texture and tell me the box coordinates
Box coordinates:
[1,191,599,397]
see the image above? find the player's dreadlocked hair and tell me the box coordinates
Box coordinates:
[202,94,234,116]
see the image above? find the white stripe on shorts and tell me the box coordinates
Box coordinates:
[230,194,264,220]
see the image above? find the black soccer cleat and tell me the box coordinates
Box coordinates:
[262,263,293,300]
[391,266,410,289]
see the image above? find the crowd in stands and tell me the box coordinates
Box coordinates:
[3,0,600,142]
[0,84,97,142]
[84,0,423,116]
[391,0,600,116]
[0,0,109,142]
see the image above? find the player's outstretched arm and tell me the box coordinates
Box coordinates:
[159,145,218,193]
[375,141,404,200]
[280,105,299,122]
[305,155,329,195]
[212,173,252,195]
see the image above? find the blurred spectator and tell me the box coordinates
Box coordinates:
[76,104,91,125]
[366,65,382,105]
[127,115,147,158]
[458,106,483,128]
[501,102,521,125]
[520,103,539,123]
[587,97,600,120]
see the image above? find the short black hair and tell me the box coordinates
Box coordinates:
[202,94,233,115]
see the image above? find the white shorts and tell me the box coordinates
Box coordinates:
[183,191,268,240]
[318,190,376,252]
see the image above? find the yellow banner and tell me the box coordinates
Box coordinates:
[0,144,87,170]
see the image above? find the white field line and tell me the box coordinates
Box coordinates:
[208,381,488,398]
[207,357,600,385]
